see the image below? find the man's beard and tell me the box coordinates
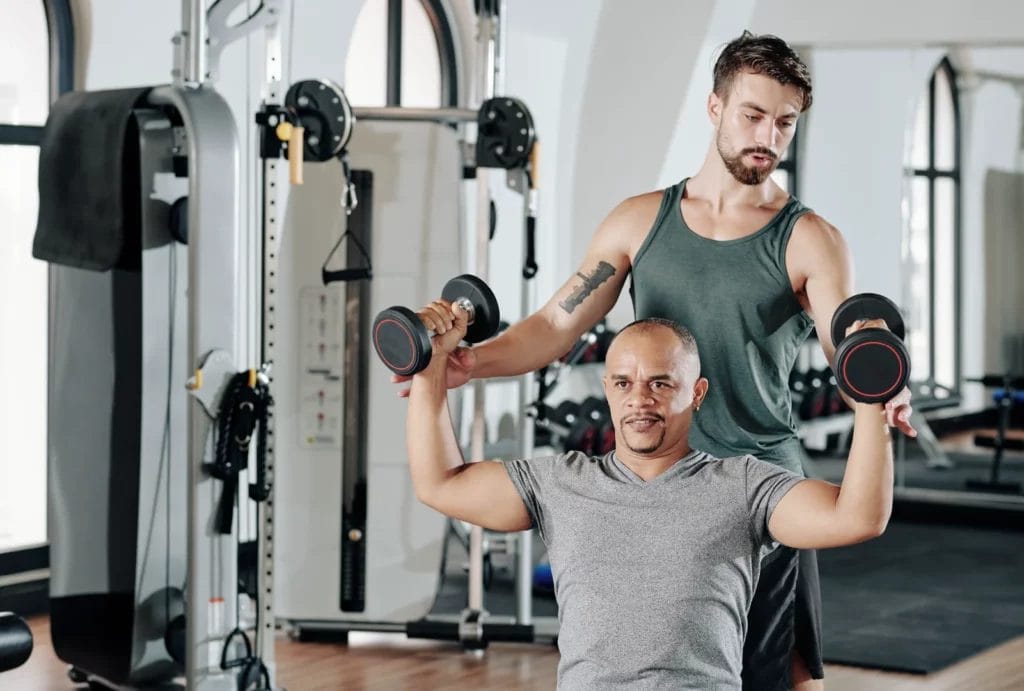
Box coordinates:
[623,428,666,455]
[717,134,778,185]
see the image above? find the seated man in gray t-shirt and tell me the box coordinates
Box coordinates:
[405,311,893,690]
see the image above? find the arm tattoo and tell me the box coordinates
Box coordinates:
[559,261,616,314]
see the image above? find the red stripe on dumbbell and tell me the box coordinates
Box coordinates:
[374,318,417,372]
[841,340,905,399]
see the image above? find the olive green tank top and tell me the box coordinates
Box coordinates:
[630,178,815,474]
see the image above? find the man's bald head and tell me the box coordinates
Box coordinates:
[607,318,701,381]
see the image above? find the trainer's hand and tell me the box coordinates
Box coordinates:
[884,387,916,437]
[392,347,476,397]
[844,318,917,437]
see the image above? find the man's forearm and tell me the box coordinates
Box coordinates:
[471,311,579,380]
[835,404,893,534]
[407,363,467,504]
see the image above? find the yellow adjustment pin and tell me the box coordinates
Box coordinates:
[275,121,293,142]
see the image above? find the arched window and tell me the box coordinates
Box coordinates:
[903,57,961,400]
[345,0,458,108]
[0,0,73,573]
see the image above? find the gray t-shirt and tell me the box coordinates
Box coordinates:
[504,449,803,690]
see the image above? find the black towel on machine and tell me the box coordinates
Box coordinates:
[32,87,152,271]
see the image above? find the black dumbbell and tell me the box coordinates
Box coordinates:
[830,293,911,404]
[535,399,606,455]
[798,368,830,420]
[825,373,845,416]
[372,274,501,376]
[569,396,610,453]
[531,401,579,451]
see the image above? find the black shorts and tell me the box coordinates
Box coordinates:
[742,546,824,690]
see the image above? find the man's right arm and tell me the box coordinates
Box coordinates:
[766,400,892,549]
[406,338,533,532]
[456,195,655,381]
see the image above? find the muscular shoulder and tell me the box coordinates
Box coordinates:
[791,212,845,253]
[788,211,851,276]
[595,189,667,254]
[614,190,665,223]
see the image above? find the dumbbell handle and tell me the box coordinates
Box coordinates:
[446,296,478,328]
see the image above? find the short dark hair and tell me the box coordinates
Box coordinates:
[614,318,700,373]
[712,31,812,112]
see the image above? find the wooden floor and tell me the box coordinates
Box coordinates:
[6,616,1024,690]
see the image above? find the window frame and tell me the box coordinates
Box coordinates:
[906,56,962,398]
[0,0,74,591]
[386,0,460,108]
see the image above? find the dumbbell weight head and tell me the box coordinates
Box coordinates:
[551,401,580,428]
[440,274,501,344]
[547,400,594,453]
[568,396,610,455]
[578,396,610,425]
[834,331,911,404]
[825,372,845,416]
[830,293,911,404]
[831,293,905,346]
[372,306,434,377]
[798,368,829,420]
[372,274,501,377]
[598,420,616,455]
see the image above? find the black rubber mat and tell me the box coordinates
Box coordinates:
[817,521,1024,673]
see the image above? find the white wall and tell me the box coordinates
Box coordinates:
[82,0,179,89]
[569,0,716,326]
[800,48,943,301]
[751,0,1024,47]
[658,0,759,187]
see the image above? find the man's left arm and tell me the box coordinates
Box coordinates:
[766,400,893,549]
[792,214,916,437]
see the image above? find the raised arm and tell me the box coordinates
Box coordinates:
[791,213,916,436]
[399,194,657,396]
[767,321,894,549]
[406,303,532,532]
[469,197,641,378]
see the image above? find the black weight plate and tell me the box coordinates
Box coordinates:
[476,97,536,169]
[579,395,610,423]
[834,329,911,404]
[552,400,580,426]
[831,293,906,347]
[284,78,354,162]
[372,306,433,376]
[169,196,188,244]
[798,369,829,420]
[598,420,616,455]
[441,274,501,344]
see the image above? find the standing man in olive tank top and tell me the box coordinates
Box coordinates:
[396,32,916,690]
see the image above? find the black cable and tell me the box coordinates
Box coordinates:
[208,372,271,534]
[203,369,273,688]
[136,244,179,641]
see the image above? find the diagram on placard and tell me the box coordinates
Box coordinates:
[299,286,344,447]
